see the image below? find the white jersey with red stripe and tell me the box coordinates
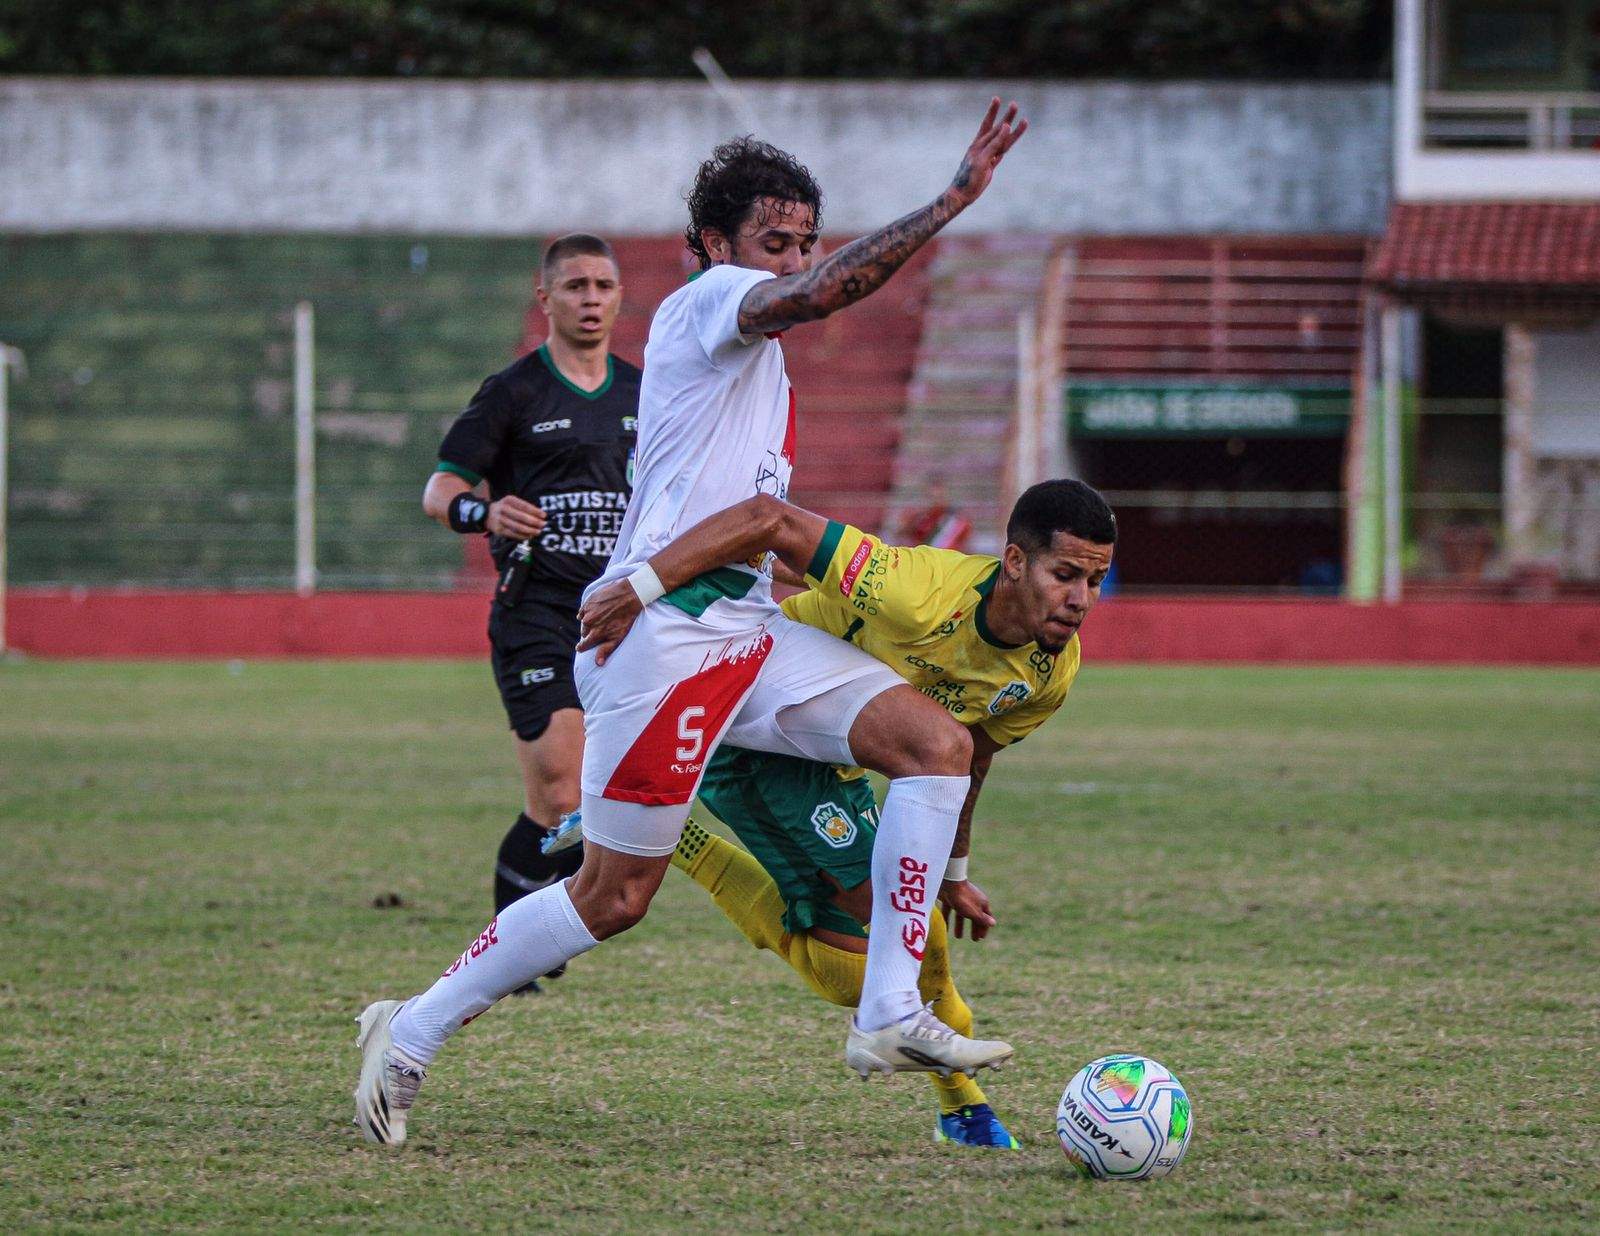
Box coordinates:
[587,262,796,610]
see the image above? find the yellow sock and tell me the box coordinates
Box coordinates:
[919,908,989,1113]
[674,819,869,1007]
[672,818,788,953]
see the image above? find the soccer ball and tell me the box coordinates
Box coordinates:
[1056,1053,1192,1180]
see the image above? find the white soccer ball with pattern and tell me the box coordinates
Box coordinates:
[1056,1053,1192,1180]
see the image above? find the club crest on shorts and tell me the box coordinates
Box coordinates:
[811,801,857,849]
[988,680,1031,716]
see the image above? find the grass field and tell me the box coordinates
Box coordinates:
[2,659,1597,1231]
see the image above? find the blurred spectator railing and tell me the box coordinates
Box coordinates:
[1423,92,1600,151]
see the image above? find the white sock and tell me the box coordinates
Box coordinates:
[389,879,598,1065]
[857,773,969,1031]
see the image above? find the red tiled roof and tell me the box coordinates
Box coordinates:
[1367,203,1600,289]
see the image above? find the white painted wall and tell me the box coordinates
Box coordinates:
[1532,323,1600,457]
[1393,0,1600,201]
[0,77,1391,236]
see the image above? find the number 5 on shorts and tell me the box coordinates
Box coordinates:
[676,706,707,762]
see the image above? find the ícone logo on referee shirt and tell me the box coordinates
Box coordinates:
[988,680,1031,716]
[811,802,857,849]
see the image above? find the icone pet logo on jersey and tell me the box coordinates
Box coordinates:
[530,418,572,434]
[891,855,930,959]
[988,680,1031,716]
[811,802,857,849]
[839,538,875,596]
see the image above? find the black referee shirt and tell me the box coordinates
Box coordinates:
[437,344,641,605]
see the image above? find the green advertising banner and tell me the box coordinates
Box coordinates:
[1067,382,1349,438]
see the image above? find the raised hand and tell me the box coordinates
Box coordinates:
[947,97,1028,211]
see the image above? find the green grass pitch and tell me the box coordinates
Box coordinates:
[2,660,1597,1230]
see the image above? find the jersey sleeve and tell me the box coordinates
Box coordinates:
[978,639,1081,748]
[798,520,970,643]
[686,265,777,369]
[436,373,515,484]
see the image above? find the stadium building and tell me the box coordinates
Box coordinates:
[0,2,1596,656]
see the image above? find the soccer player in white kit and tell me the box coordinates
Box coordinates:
[354,99,1028,1145]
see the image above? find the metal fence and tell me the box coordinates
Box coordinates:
[3,235,1598,600]
[0,234,538,591]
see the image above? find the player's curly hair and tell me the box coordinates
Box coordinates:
[1007,480,1118,553]
[684,137,824,269]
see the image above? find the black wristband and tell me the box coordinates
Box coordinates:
[448,492,489,534]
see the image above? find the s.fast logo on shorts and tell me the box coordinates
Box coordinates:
[810,802,857,849]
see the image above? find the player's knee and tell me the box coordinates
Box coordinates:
[544,780,581,821]
[570,873,657,940]
[908,715,971,776]
[584,887,653,939]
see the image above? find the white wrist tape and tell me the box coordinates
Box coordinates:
[627,563,666,607]
[944,855,969,883]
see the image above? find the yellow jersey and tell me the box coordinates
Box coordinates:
[783,520,1079,748]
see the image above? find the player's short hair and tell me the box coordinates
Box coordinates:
[541,233,617,282]
[684,137,824,269]
[1006,479,1118,554]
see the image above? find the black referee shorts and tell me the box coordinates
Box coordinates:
[488,596,583,743]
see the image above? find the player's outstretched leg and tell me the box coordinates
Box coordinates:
[843,696,1014,1077]
[757,680,1015,1077]
[354,881,599,1145]
[672,822,1017,1145]
[353,823,672,1145]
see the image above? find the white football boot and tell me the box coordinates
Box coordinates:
[353,999,428,1145]
[845,1003,1014,1079]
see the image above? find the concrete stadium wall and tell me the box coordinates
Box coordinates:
[0,78,1391,236]
[10,590,1598,664]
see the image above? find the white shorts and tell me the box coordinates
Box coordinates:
[575,596,903,856]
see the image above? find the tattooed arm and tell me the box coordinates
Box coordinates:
[737,97,1028,336]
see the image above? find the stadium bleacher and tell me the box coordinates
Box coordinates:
[1062,236,1367,382]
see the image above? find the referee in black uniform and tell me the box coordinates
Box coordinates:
[423,234,640,981]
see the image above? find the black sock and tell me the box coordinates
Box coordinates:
[494,812,585,913]
[494,811,584,984]
[495,813,553,912]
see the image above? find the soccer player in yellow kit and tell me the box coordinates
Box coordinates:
[577,478,1115,1147]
